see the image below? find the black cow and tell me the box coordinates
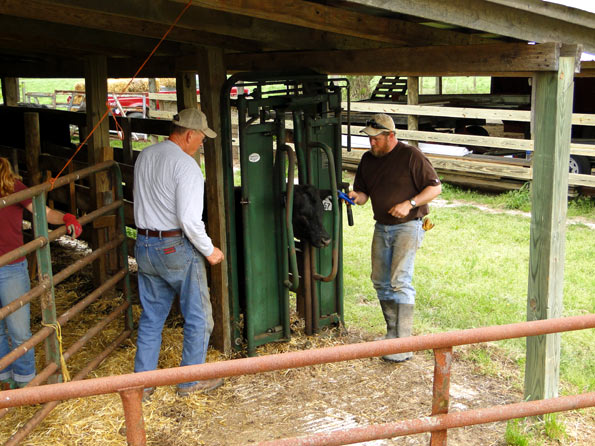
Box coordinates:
[291,184,331,248]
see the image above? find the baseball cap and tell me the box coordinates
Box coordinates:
[172,108,217,138]
[360,113,396,137]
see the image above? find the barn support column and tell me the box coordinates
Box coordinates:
[176,71,199,163]
[197,46,231,353]
[24,112,42,186]
[407,76,419,147]
[85,55,113,286]
[524,51,576,402]
[1,77,19,106]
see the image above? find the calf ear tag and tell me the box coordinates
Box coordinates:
[322,196,333,211]
[163,246,176,254]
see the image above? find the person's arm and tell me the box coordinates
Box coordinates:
[388,184,442,218]
[24,203,82,238]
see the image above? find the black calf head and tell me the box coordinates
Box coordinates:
[292,185,331,248]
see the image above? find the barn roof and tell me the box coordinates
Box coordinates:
[0,0,593,78]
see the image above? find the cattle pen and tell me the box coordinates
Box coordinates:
[0,313,593,445]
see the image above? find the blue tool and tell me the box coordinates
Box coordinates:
[338,190,355,206]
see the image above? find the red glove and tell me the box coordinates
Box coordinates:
[63,213,82,239]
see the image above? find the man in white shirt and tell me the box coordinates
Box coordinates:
[133,108,224,399]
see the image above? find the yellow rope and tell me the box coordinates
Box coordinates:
[42,321,70,382]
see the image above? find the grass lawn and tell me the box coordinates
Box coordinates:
[342,177,595,394]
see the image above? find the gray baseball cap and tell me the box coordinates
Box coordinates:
[360,113,396,137]
[172,108,217,138]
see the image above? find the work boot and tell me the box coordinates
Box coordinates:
[382,303,415,363]
[177,378,224,397]
[378,299,399,339]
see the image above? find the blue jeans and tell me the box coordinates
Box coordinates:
[134,234,213,388]
[371,220,424,305]
[0,259,35,383]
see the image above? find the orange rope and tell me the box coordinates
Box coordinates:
[49,0,193,189]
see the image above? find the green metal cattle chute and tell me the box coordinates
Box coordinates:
[221,73,350,355]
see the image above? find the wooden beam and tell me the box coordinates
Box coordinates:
[18,0,384,52]
[345,0,595,53]
[0,15,186,59]
[85,55,112,285]
[525,55,576,402]
[197,47,231,353]
[483,0,595,30]
[227,42,564,76]
[407,76,419,147]
[0,0,258,52]
[2,77,19,105]
[172,0,493,47]
[24,112,42,186]
[175,72,198,112]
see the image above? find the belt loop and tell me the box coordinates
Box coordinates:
[158,230,162,239]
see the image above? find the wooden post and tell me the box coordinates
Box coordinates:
[2,77,19,105]
[197,47,231,353]
[85,55,113,285]
[524,54,576,402]
[407,76,419,148]
[176,71,200,164]
[436,76,442,95]
[24,112,42,186]
[176,72,198,111]
[148,78,159,143]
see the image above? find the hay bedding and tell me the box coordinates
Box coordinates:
[1,240,593,445]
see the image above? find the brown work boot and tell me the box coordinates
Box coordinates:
[177,378,224,396]
[142,387,155,402]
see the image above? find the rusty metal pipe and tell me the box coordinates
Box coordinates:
[430,347,452,446]
[3,329,131,446]
[0,199,123,267]
[303,243,313,336]
[1,314,593,410]
[119,387,146,446]
[252,392,595,446]
[32,301,129,387]
[0,304,128,421]
[0,235,124,321]
[0,160,116,208]
[0,268,127,370]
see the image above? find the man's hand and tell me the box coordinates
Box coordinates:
[388,201,413,218]
[63,213,82,238]
[206,247,224,265]
[348,190,369,205]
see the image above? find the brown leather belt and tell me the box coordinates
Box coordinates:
[137,229,183,237]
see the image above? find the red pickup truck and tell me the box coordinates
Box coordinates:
[70,86,249,117]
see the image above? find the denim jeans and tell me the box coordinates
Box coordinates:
[0,259,35,383]
[134,234,213,388]
[371,220,424,305]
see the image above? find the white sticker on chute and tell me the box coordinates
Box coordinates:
[248,153,260,163]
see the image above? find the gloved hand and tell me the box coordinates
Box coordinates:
[63,213,82,239]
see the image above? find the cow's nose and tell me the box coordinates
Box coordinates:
[321,237,331,247]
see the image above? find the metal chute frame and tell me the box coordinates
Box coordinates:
[220,73,350,355]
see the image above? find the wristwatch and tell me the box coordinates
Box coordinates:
[409,199,417,208]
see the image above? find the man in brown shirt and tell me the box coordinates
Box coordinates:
[348,114,441,362]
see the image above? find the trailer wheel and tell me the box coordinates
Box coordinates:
[569,155,591,175]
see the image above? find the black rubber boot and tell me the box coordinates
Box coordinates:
[382,303,414,363]
[379,299,398,339]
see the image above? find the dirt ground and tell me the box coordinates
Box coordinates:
[1,240,593,446]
